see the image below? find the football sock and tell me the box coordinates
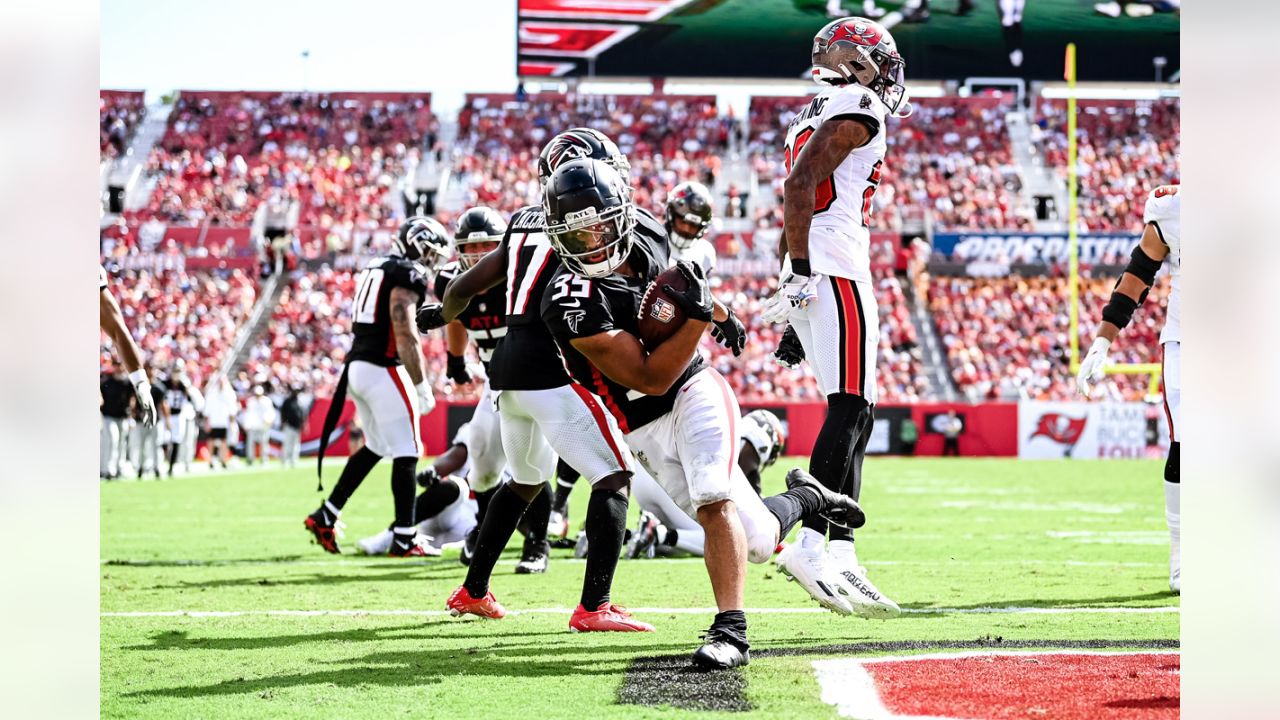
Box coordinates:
[803,392,870,537]
[415,478,462,522]
[519,482,553,543]
[763,485,824,538]
[463,483,531,598]
[831,403,874,543]
[1164,441,1180,573]
[669,527,706,556]
[553,460,580,514]
[580,487,628,610]
[391,457,418,529]
[475,486,496,525]
[326,446,381,511]
[707,610,749,651]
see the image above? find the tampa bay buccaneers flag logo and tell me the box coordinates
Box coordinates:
[830,20,883,47]
[1030,413,1087,457]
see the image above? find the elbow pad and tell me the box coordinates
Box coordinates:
[1124,246,1162,287]
[1101,291,1139,330]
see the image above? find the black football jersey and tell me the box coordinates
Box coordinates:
[435,260,507,370]
[347,255,430,367]
[487,205,571,391]
[541,210,705,432]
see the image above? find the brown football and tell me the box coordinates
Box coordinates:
[637,265,690,350]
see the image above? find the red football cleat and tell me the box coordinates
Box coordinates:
[569,603,655,632]
[304,514,343,554]
[446,585,506,619]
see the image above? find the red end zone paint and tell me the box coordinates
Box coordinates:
[863,653,1179,720]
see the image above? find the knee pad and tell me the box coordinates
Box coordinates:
[1165,442,1179,484]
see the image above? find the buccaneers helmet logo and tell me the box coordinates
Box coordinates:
[829,20,882,47]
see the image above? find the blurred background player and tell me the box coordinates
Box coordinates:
[1078,184,1180,594]
[430,206,555,573]
[161,364,202,477]
[762,17,910,619]
[241,384,274,466]
[541,158,864,669]
[99,265,159,461]
[664,181,718,276]
[420,130,649,632]
[356,423,480,556]
[202,375,238,470]
[305,216,449,557]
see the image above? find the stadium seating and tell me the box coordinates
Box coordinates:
[452,93,728,218]
[100,265,259,391]
[1034,98,1180,231]
[101,90,146,161]
[928,273,1170,401]
[749,95,1032,232]
[133,91,437,233]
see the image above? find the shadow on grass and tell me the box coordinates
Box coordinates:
[124,620,573,651]
[123,636,697,699]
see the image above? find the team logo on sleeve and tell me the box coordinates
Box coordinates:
[860,93,873,109]
[564,309,586,333]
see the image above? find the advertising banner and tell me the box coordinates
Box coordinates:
[1018,401,1149,459]
[932,233,1140,265]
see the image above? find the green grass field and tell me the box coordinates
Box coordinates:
[102,458,1178,718]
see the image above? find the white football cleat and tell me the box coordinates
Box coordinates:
[357,529,394,556]
[827,541,901,619]
[547,510,569,540]
[775,538,853,616]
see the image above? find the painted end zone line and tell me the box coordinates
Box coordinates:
[101,606,1180,619]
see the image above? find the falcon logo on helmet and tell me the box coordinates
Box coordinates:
[537,128,631,188]
[394,216,452,278]
[811,16,913,118]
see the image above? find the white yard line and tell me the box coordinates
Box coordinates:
[101,557,1163,568]
[101,606,1179,619]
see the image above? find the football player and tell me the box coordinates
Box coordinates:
[664,181,718,276]
[761,17,910,619]
[431,207,555,573]
[356,422,481,557]
[541,158,864,669]
[418,129,653,632]
[1078,184,1180,594]
[570,409,788,556]
[305,216,450,557]
[163,363,203,477]
[99,265,158,428]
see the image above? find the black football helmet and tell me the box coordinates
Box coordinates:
[543,158,635,279]
[453,207,507,269]
[395,216,451,276]
[664,181,715,250]
[537,128,630,187]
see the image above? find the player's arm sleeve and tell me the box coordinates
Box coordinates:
[822,88,884,143]
[433,266,454,301]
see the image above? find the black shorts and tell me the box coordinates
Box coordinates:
[208,427,228,440]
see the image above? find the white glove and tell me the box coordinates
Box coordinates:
[1076,337,1111,398]
[415,380,436,416]
[761,271,821,325]
[129,370,158,428]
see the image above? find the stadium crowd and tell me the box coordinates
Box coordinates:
[100,90,146,161]
[1034,98,1180,231]
[928,273,1170,402]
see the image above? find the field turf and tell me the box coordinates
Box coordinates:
[102,457,1178,718]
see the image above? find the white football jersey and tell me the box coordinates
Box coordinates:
[1143,185,1180,344]
[782,83,889,283]
[669,237,716,276]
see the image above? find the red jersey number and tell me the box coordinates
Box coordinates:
[861,160,883,227]
[1154,185,1179,198]
[784,128,836,214]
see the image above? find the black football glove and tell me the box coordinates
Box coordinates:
[416,466,441,488]
[446,353,471,385]
[417,303,448,333]
[774,324,806,368]
[662,261,714,322]
[711,309,746,357]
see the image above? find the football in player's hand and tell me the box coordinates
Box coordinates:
[637,265,690,350]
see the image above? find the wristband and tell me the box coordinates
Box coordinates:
[790,258,812,277]
[128,369,149,387]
